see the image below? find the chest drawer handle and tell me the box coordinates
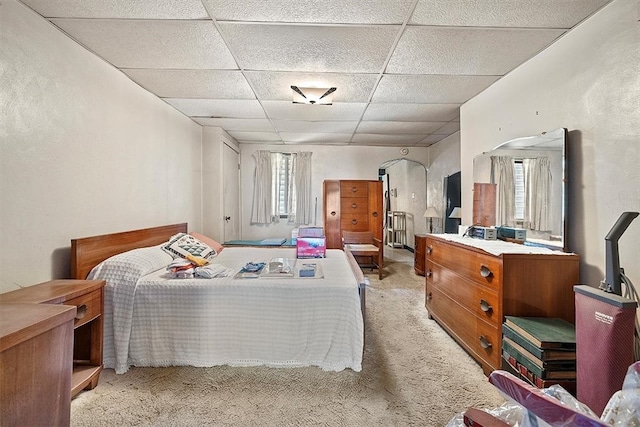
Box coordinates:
[351,219,358,225]
[330,211,336,216]
[75,304,87,320]
[426,292,432,301]
[351,203,358,209]
[372,212,378,217]
[479,335,492,349]
[479,265,493,278]
[479,299,493,313]
[426,269,432,278]
[426,245,432,255]
[351,187,358,193]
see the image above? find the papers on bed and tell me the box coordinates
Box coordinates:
[234,258,324,279]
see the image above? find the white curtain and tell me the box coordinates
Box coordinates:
[491,155,516,227]
[250,150,274,224]
[291,152,313,225]
[523,157,551,231]
[251,150,313,225]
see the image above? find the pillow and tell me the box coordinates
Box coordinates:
[87,244,172,281]
[190,232,224,254]
[162,233,217,260]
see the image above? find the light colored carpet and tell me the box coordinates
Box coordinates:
[71,248,504,426]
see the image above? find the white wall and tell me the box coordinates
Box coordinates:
[0,0,203,292]
[426,132,462,234]
[240,144,429,240]
[461,0,640,287]
[202,127,240,242]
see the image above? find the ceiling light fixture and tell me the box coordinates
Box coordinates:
[291,86,336,105]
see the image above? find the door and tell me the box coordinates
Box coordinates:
[223,143,240,241]
[444,171,461,233]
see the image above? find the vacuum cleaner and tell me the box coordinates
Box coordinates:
[574,211,639,415]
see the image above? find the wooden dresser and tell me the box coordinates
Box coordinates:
[0,279,106,397]
[323,180,383,249]
[414,234,427,276]
[424,235,579,375]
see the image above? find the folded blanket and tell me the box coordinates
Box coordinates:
[195,264,233,279]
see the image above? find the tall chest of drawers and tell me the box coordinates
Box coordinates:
[323,180,383,249]
[424,235,579,375]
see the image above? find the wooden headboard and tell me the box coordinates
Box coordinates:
[70,223,187,279]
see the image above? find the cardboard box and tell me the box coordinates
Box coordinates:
[298,226,324,238]
[296,236,326,258]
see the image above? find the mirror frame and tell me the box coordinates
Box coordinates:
[473,128,569,252]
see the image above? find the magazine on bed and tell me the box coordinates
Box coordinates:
[234,262,267,278]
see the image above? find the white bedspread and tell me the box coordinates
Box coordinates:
[91,247,364,374]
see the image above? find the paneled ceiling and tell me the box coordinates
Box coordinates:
[19,0,611,147]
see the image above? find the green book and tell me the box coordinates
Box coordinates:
[504,316,576,349]
[502,323,576,360]
[502,339,576,380]
[502,337,576,370]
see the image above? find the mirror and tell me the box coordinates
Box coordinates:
[473,128,568,252]
[378,159,428,248]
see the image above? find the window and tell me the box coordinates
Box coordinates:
[513,159,525,220]
[272,152,295,218]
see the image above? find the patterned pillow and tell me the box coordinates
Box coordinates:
[162,233,217,260]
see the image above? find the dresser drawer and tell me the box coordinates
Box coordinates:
[426,237,502,290]
[427,261,500,326]
[340,197,369,214]
[427,287,501,370]
[340,181,369,196]
[64,290,102,328]
[341,214,370,231]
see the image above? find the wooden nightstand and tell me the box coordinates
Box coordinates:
[0,279,105,397]
[414,234,428,276]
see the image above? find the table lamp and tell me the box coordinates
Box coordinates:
[449,207,462,233]
[423,206,438,233]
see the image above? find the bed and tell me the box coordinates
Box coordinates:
[71,224,365,374]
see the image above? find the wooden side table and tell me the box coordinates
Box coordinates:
[0,279,105,397]
[0,303,76,426]
[414,234,427,276]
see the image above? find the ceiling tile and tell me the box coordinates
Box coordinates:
[205,0,416,24]
[245,71,378,102]
[20,0,209,19]
[192,118,274,131]
[433,121,460,134]
[51,19,237,69]
[124,70,255,99]
[387,26,566,75]
[280,133,353,143]
[373,75,500,103]
[164,99,266,118]
[218,23,399,73]
[356,121,447,134]
[417,134,453,145]
[227,131,281,141]
[262,101,367,121]
[363,104,459,122]
[410,0,611,28]
[274,121,358,133]
[351,133,425,145]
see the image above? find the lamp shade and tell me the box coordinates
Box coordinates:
[423,206,438,218]
[449,207,462,219]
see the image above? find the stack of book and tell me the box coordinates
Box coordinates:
[501,316,577,393]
